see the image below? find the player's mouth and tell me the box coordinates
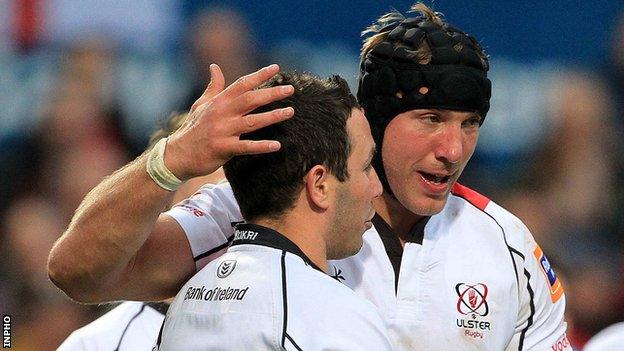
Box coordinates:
[417,171,454,194]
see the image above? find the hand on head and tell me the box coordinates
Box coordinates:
[164,64,295,180]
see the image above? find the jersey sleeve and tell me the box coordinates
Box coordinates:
[507,219,571,351]
[164,182,242,271]
[56,333,88,351]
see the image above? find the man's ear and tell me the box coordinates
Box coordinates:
[304,165,332,210]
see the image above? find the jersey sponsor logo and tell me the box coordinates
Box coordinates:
[533,245,564,303]
[551,334,570,351]
[455,282,491,340]
[456,283,489,317]
[217,260,237,278]
[179,204,205,217]
[234,229,259,241]
[184,285,249,302]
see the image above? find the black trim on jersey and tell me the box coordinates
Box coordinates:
[508,246,525,259]
[371,215,402,291]
[279,250,304,351]
[232,223,323,273]
[155,318,165,349]
[371,214,430,292]
[518,269,536,351]
[114,303,146,351]
[281,250,288,348]
[193,235,234,262]
[146,302,169,315]
[507,247,527,289]
[285,333,303,351]
[450,193,537,350]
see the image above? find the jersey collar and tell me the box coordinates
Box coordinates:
[231,223,324,273]
[145,302,169,315]
[372,213,430,293]
[372,213,430,244]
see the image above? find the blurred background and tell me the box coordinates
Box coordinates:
[0,0,623,349]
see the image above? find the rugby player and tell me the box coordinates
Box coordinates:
[48,3,570,350]
[158,71,391,350]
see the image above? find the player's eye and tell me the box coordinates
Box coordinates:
[422,114,441,124]
[463,116,481,128]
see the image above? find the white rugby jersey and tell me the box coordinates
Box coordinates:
[167,182,570,350]
[157,223,392,351]
[57,301,167,350]
[583,322,624,351]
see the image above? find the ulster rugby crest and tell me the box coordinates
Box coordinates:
[217,260,237,278]
[456,283,489,316]
[455,282,491,340]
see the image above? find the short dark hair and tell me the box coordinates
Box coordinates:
[224,72,359,222]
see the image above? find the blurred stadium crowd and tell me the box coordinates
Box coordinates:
[1,1,624,350]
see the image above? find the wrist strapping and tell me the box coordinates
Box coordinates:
[146,138,184,191]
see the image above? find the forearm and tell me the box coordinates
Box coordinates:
[48,63,292,302]
[48,153,174,302]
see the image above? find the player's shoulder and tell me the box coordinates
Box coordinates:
[173,180,237,212]
[195,180,234,199]
[194,245,282,280]
[77,302,147,334]
[179,246,283,305]
[449,182,492,212]
[58,302,149,350]
[285,254,379,315]
[449,182,519,225]
[584,322,624,351]
[449,183,532,249]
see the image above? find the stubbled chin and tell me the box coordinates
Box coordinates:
[404,193,449,216]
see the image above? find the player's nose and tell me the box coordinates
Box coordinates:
[370,168,383,198]
[435,124,462,165]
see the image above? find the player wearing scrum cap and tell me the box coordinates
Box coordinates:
[48,3,570,350]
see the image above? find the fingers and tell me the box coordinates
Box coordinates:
[234,107,294,134]
[221,64,281,100]
[191,64,225,113]
[193,63,293,119]
[232,140,282,156]
[206,64,225,97]
[232,85,294,115]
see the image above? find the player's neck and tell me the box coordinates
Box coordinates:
[373,194,424,245]
[254,213,329,273]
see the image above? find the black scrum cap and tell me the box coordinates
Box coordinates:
[357,15,491,196]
